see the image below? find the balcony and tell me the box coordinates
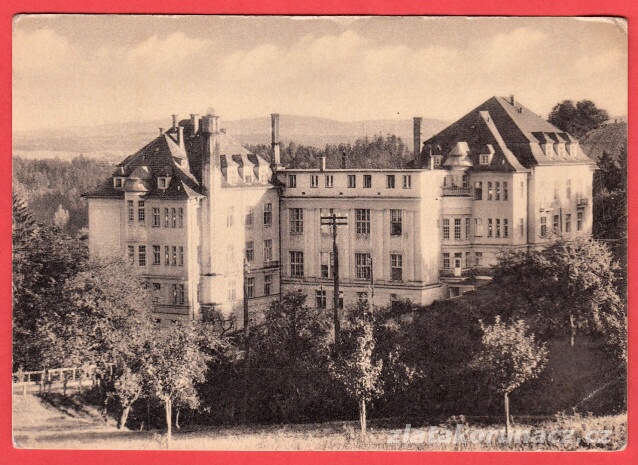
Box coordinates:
[263,260,280,269]
[442,186,472,197]
[577,197,589,207]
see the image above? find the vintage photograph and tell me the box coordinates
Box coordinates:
[12,15,627,450]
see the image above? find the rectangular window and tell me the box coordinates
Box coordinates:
[355,209,371,235]
[465,218,470,239]
[288,174,297,188]
[127,200,134,222]
[540,217,547,237]
[227,281,236,302]
[315,289,327,309]
[504,219,509,238]
[348,175,356,188]
[495,182,501,201]
[465,252,471,268]
[475,252,483,267]
[462,174,469,188]
[152,283,161,304]
[473,181,483,200]
[226,206,234,228]
[386,175,395,189]
[226,244,235,264]
[443,218,450,239]
[403,175,412,189]
[487,182,493,200]
[172,284,177,304]
[169,208,176,228]
[289,208,304,234]
[128,245,135,265]
[454,218,462,240]
[443,253,450,269]
[245,206,254,226]
[179,246,184,266]
[553,214,560,233]
[320,251,333,278]
[138,245,146,266]
[178,208,184,228]
[363,175,372,188]
[264,203,272,227]
[488,218,493,238]
[264,239,273,263]
[325,175,334,188]
[390,209,402,236]
[290,251,304,277]
[503,182,509,201]
[264,274,272,296]
[391,254,403,281]
[565,213,572,233]
[520,218,525,237]
[496,219,501,238]
[152,207,160,227]
[165,246,170,265]
[245,241,254,262]
[474,218,483,236]
[164,208,169,227]
[153,245,161,265]
[177,284,185,305]
[320,208,334,235]
[355,253,372,280]
[433,156,442,166]
[577,212,583,231]
[246,278,255,299]
[310,174,319,188]
[172,246,177,266]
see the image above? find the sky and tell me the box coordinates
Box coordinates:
[12,15,628,133]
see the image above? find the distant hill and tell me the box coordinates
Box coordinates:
[580,120,627,163]
[13,115,448,164]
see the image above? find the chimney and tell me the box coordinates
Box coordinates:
[341,151,347,169]
[509,95,515,106]
[320,156,326,172]
[413,117,422,161]
[191,114,199,134]
[159,127,164,135]
[172,114,179,130]
[271,114,281,170]
[177,126,184,148]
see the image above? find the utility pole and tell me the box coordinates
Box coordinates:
[320,212,348,344]
[242,258,250,422]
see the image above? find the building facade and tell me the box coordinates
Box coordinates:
[84,96,594,324]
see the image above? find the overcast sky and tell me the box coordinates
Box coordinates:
[12,15,627,132]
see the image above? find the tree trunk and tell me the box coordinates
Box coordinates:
[570,312,575,347]
[165,398,172,449]
[359,398,367,436]
[175,408,180,430]
[504,392,510,437]
[119,405,131,430]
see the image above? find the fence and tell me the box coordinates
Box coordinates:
[12,365,105,395]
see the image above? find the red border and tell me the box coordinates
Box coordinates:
[2,1,634,464]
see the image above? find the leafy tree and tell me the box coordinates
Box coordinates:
[548,100,609,138]
[53,204,70,230]
[472,317,548,435]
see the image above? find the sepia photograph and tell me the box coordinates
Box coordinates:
[11,14,628,451]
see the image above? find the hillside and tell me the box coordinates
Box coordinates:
[580,120,627,163]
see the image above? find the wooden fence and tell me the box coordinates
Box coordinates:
[11,365,108,395]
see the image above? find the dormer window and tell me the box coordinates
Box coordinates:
[245,175,252,184]
[432,155,443,167]
[113,177,124,189]
[157,177,171,190]
[480,154,491,165]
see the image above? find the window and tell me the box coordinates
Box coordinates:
[245,241,254,262]
[495,219,501,238]
[264,239,273,263]
[164,208,169,227]
[475,252,483,267]
[325,175,334,188]
[487,182,493,200]
[443,219,450,239]
[474,181,483,200]
[138,246,146,266]
[178,208,184,228]
[245,175,252,184]
[136,201,145,223]
[403,175,412,189]
[171,208,177,228]
[315,289,327,309]
[355,253,372,280]
[152,207,160,227]
[390,209,402,236]
[433,155,442,167]
[226,244,235,264]
[355,209,371,235]
[264,274,273,296]
[128,200,134,222]
[128,245,135,265]
[177,284,185,305]
[454,218,462,240]
[565,213,572,233]
[391,254,403,281]
[503,182,509,201]
[443,253,450,269]
[320,252,333,278]
[320,208,334,235]
[290,208,304,234]
[263,203,272,227]
[386,175,395,189]
[488,218,493,238]
[158,177,167,189]
[226,207,234,228]
[480,154,490,165]
[246,278,255,298]
[465,252,471,268]
[245,206,254,226]
[152,283,161,304]
[577,212,583,231]
[363,175,372,188]
[520,181,525,198]
[462,174,469,188]
[553,215,560,233]
[227,281,236,302]
[474,218,483,236]
[288,174,297,188]
[504,219,509,238]
[114,177,123,188]
[553,180,559,200]
[520,218,525,237]
[465,218,470,239]
[165,246,170,265]
[153,245,161,265]
[310,174,319,188]
[495,182,501,201]
[179,246,184,266]
[348,175,356,188]
[290,251,304,277]
[172,246,177,266]
[540,217,547,237]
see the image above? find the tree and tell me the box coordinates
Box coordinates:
[53,204,70,230]
[329,304,384,436]
[472,317,548,436]
[548,100,609,138]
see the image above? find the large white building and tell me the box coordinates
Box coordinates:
[84,96,594,325]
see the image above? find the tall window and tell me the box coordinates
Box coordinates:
[565,213,572,233]
[171,208,177,228]
[474,181,483,200]
[465,218,471,239]
[226,244,235,263]
[540,217,547,237]
[503,182,509,200]
[475,252,483,266]
[474,218,483,236]
[348,175,356,188]
[152,207,160,227]
[264,239,273,263]
[355,253,372,280]
[577,212,583,231]
[454,218,462,240]
[487,182,493,200]
[390,254,403,281]
[138,246,146,266]
[495,182,501,201]
[390,209,402,236]
[263,203,272,227]
[164,208,169,227]
[462,174,469,188]
[246,278,255,298]
[465,252,471,268]
[288,174,297,188]
[152,283,161,303]
[495,219,501,238]
[403,175,412,189]
[553,215,560,233]
[178,208,184,228]
[355,209,371,235]
[127,200,134,222]
[153,245,161,265]
[520,218,525,237]
[179,246,184,266]
[290,251,304,277]
[443,219,450,239]
[226,206,234,228]
[310,174,319,188]
[503,219,509,238]
[320,252,333,278]
[315,289,327,309]
[325,175,334,188]
[443,253,450,269]
[245,206,254,226]
[177,284,185,304]
[245,241,254,262]
[386,175,395,189]
[165,246,170,265]
[128,245,135,265]
[290,208,304,234]
[227,281,236,302]
[264,274,272,296]
[488,218,493,238]
[363,175,372,188]
[172,246,177,266]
